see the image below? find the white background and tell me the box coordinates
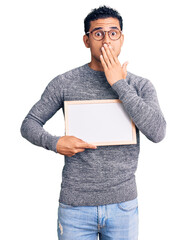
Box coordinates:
[0,0,185,239]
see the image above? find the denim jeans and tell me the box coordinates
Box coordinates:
[57,197,139,240]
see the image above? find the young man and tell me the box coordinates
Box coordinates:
[21,5,166,240]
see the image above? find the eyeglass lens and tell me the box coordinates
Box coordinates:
[92,29,121,40]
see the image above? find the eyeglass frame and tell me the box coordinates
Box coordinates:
[86,28,122,41]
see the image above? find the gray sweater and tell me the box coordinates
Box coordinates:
[20,63,166,206]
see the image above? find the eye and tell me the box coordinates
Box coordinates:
[95,31,103,37]
[110,30,117,36]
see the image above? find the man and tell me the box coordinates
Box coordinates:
[21,5,166,240]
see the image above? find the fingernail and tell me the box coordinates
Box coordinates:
[104,43,107,47]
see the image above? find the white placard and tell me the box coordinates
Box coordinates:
[64,99,136,146]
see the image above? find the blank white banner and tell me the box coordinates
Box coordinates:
[64,99,136,146]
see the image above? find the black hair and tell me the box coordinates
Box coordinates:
[84,5,123,35]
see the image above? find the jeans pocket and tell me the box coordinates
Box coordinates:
[117,198,138,211]
[59,202,75,209]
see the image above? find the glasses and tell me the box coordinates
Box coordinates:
[86,29,122,41]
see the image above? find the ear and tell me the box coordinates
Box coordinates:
[83,34,90,48]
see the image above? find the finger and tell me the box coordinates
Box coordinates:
[123,61,129,66]
[101,46,111,68]
[74,137,89,147]
[103,44,115,65]
[86,143,97,149]
[122,62,128,79]
[75,137,96,146]
[122,61,129,72]
[108,45,119,63]
[75,146,96,153]
[77,142,97,149]
[74,148,86,153]
[100,54,107,70]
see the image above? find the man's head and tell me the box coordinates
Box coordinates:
[84,5,123,34]
[83,6,124,68]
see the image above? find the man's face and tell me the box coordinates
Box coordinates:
[84,17,124,63]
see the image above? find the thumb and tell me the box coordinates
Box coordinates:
[122,61,129,69]
[122,61,129,79]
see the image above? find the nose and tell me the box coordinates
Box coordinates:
[102,32,111,45]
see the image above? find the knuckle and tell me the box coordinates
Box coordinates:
[74,143,80,148]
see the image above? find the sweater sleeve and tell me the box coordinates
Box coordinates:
[20,75,63,153]
[111,78,166,143]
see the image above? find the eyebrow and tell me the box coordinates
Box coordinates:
[91,26,119,32]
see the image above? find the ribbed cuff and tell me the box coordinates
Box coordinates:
[50,135,61,153]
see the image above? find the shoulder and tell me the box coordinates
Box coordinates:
[58,64,87,82]
[126,71,155,93]
[45,64,86,90]
[127,71,149,86]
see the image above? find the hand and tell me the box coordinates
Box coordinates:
[56,136,97,157]
[100,43,128,86]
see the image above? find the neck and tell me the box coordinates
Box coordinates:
[88,58,104,72]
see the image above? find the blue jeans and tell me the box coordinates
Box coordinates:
[57,197,139,240]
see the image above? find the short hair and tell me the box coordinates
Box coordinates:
[84,5,123,35]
